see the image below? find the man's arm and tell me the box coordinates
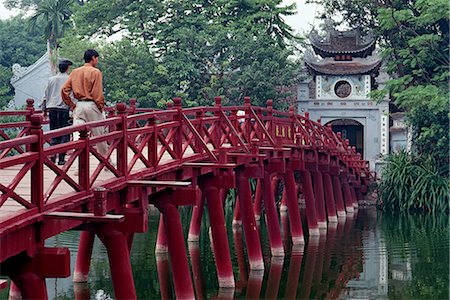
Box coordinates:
[91,70,105,111]
[61,75,76,110]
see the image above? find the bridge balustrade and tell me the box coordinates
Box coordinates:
[0,96,374,299]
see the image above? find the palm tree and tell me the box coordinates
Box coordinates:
[29,0,73,74]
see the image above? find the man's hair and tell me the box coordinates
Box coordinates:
[84,49,99,63]
[58,60,73,73]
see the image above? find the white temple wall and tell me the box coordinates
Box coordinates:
[302,104,388,170]
[10,52,51,109]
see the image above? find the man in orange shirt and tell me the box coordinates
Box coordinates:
[61,49,107,156]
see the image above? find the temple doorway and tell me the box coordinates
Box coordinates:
[326,119,364,157]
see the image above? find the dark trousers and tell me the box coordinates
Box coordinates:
[49,108,70,161]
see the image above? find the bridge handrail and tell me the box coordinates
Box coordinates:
[0,97,373,234]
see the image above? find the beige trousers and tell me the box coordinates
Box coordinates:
[73,101,108,156]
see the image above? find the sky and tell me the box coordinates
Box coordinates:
[0,0,321,33]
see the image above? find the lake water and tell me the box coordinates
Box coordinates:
[1,206,448,299]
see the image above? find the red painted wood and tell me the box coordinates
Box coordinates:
[204,183,235,287]
[97,229,137,299]
[158,203,195,299]
[323,173,338,223]
[332,175,347,217]
[262,171,284,256]
[300,170,320,236]
[0,98,375,296]
[188,189,205,242]
[74,231,95,282]
[312,171,327,229]
[236,170,264,270]
[283,168,304,244]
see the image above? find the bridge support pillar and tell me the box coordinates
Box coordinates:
[341,179,355,213]
[236,170,264,270]
[188,189,205,242]
[350,186,359,209]
[284,168,304,244]
[155,215,167,253]
[157,203,195,299]
[97,229,137,300]
[331,175,346,217]
[312,171,327,229]
[73,230,95,282]
[8,281,21,300]
[12,272,47,299]
[299,170,319,236]
[232,197,242,226]
[323,173,338,223]
[280,187,288,212]
[203,182,235,287]
[253,179,263,221]
[262,171,284,256]
[156,253,173,299]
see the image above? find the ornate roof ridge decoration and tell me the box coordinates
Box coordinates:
[309,28,376,57]
[11,51,49,84]
[304,48,382,75]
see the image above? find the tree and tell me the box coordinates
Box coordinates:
[28,0,73,74]
[0,16,47,109]
[0,16,47,67]
[0,66,14,109]
[69,0,300,108]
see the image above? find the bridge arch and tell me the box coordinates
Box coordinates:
[325,118,364,157]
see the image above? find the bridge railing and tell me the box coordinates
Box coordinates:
[0,96,372,232]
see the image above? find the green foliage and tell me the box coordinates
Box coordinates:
[0,66,14,109]
[28,0,73,43]
[58,30,98,67]
[68,0,299,109]
[101,39,170,107]
[377,150,449,214]
[0,16,47,67]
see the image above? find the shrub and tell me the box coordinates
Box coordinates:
[377,150,449,214]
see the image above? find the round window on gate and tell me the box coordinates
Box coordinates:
[334,80,352,98]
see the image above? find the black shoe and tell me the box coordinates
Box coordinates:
[58,160,66,166]
[50,156,56,163]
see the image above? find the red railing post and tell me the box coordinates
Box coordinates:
[243,96,251,143]
[116,103,128,176]
[148,116,157,167]
[129,98,136,114]
[79,126,90,192]
[214,96,222,148]
[25,99,35,152]
[266,99,274,141]
[29,114,44,212]
[289,106,296,144]
[128,98,137,128]
[25,99,35,122]
[195,110,205,152]
[173,97,183,159]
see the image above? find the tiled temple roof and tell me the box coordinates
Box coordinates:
[309,29,376,58]
[304,49,382,75]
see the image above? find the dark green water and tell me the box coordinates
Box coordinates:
[1,207,448,299]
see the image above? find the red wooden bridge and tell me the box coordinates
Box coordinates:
[0,97,374,299]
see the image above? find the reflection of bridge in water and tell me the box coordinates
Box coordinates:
[0,97,374,299]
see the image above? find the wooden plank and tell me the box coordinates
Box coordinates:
[227,152,267,158]
[259,146,291,151]
[44,212,124,222]
[183,162,236,168]
[127,180,191,187]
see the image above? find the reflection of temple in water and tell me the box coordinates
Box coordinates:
[342,209,412,299]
